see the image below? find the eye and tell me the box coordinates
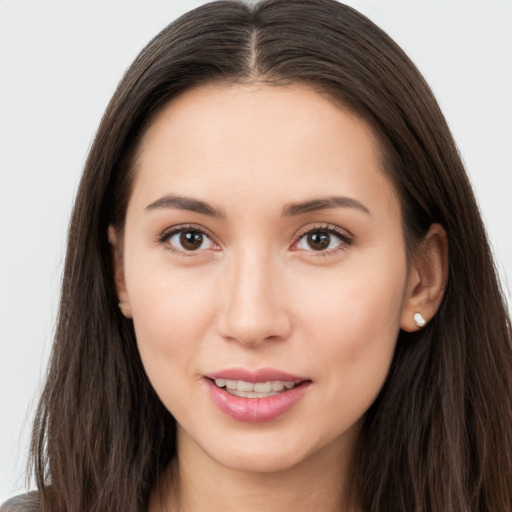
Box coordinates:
[161,226,217,253]
[294,226,352,253]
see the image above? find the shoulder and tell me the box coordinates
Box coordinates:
[0,493,40,512]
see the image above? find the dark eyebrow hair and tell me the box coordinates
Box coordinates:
[283,196,371,216]
[145,194,224,217]
[145,194,369,218]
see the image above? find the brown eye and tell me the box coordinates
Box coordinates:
[295,227,352,254]
[180,231,204,250]
[165,228,216,253]
[307,232,331,251]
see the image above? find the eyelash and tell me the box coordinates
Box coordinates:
[158,224,219,256]
[293,223,354,256]
[158,223,354,256]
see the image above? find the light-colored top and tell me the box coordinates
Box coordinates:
[0,493,39,512]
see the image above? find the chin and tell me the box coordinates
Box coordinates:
[191,422,354,476]
[210,444,312,474]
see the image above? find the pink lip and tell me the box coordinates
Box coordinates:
[205,367,307,383]
[204,368,311,423]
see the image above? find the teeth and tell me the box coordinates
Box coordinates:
[238,381,254,392]
[225,379,237,389]
[213,378,300,396]
[271,381,284,391]
[253,382,272,393]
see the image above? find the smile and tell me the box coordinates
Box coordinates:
[204,369,311,422]
[213,379,299,398]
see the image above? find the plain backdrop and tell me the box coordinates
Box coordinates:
[1,0,511,501]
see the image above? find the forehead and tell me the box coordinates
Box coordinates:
[140,82,377,159]
[130,82,399,219]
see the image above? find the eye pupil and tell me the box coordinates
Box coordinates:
[307,232,330,250]
[180,231,203,250]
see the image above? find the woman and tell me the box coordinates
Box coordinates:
[2,0,511,510]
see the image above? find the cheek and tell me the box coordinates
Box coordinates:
[123,260,219,385]
[298,256,406,335]
[126,277,214,416]
[294,251,407,388]
[297,272,406,440]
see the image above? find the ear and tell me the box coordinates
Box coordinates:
[108,225,132,319]
[401,223,448,332]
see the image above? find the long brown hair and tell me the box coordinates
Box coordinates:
[31,1,512,510]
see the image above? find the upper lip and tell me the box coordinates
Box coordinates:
[205,368,309,383]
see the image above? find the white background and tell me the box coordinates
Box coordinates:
[1,0,511,501]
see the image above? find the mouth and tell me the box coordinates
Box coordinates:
[204,370,312,422]
[210,378,303,398]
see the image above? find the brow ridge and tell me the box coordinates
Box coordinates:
[283,196,370,216]
[145,194,224,217]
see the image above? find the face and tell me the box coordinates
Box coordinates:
[114,83,412,475]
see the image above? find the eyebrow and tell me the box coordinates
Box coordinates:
[283,196,370,217]
[145,194,370,218]
[145,194,224,217]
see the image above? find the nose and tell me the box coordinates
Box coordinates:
[217,246,292,347]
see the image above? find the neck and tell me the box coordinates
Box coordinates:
[150,429,357,512]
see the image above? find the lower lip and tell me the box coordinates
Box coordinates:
[205,379,311,423]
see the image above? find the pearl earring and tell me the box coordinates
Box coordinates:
[413,312,426,328]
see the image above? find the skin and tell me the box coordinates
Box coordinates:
[111,83,448,512]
